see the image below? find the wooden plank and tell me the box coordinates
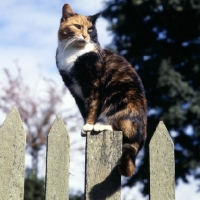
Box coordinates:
[45,116,70,200]
[0,107,26,200]
[149,121,175,200]
[85,131,122,200]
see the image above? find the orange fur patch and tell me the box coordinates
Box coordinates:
[118,119,137,138]
[118,153,135,177]
[59,15,93,41]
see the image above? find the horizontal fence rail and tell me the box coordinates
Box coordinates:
[0,107,175,200]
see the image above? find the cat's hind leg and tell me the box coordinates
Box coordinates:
[118,142,140,177]
[117,119,145,177]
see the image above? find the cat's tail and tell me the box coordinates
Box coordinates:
[115,115,146,177]
[118,142,141,177]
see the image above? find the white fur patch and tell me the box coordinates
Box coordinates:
[93,123,113,132]
[57,41,95,72]
[70,82,84,100]
[81,123,94,136]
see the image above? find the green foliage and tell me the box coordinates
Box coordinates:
[24,171,45,200]
[102,0,200,196]
[24,169,84,200]
[24,170,83,199]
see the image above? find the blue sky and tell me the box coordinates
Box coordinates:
[0,0,112,84]
[0,0,113,195]
[0,0,199,199]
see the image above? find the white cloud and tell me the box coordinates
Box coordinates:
[0,0,112,83]
[176,176,200,200]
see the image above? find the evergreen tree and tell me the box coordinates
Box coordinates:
[102,0,200,195]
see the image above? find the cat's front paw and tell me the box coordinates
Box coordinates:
[93,123,113,132]
[81,123,94,136]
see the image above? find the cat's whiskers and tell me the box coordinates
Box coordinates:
[90,41,105,60]
[71,40,78,47]
[98,49,106,61]
[62,37,76,51]
[56,3,147,178]
[98,48,106,59]
[64,39,76,50]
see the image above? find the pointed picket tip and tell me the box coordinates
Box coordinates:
[150,121,174,147]
[1,106,23,126]
[149,121,175,200]
[9,105,19,115]
[45,115,70,200]
[0,106,26,200]
[48,115,69,138]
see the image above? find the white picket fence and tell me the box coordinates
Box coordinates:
[0,107,175,200]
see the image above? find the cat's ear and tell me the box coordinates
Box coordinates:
[61,4,75,22]
[88,13,101,24]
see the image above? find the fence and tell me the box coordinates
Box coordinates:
[0,107,175,200]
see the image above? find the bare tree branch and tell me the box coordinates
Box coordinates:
[0,64,82,174]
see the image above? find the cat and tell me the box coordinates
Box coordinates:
[56,4,147,177]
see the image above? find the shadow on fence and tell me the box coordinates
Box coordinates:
[0,107,175,200]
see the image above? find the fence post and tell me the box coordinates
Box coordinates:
[149,121,175,200]
[0,107,26,200]
[45,116,70,200]
[84,131,122,200]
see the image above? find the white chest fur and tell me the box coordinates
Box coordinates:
[56,41,95,72]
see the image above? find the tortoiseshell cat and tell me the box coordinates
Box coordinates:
[56,4,147,177]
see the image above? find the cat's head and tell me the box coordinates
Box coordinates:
[58,4,100,48]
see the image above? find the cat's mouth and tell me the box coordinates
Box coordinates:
[74,37,89,48]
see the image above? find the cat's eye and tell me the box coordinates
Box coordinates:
[88,27,93,33]
[74,24,81,29]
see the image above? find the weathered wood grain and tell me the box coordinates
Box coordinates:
[45,116,70,200]
[85,131,122,200]
[150,121,175,200]
[0,107,26,200]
